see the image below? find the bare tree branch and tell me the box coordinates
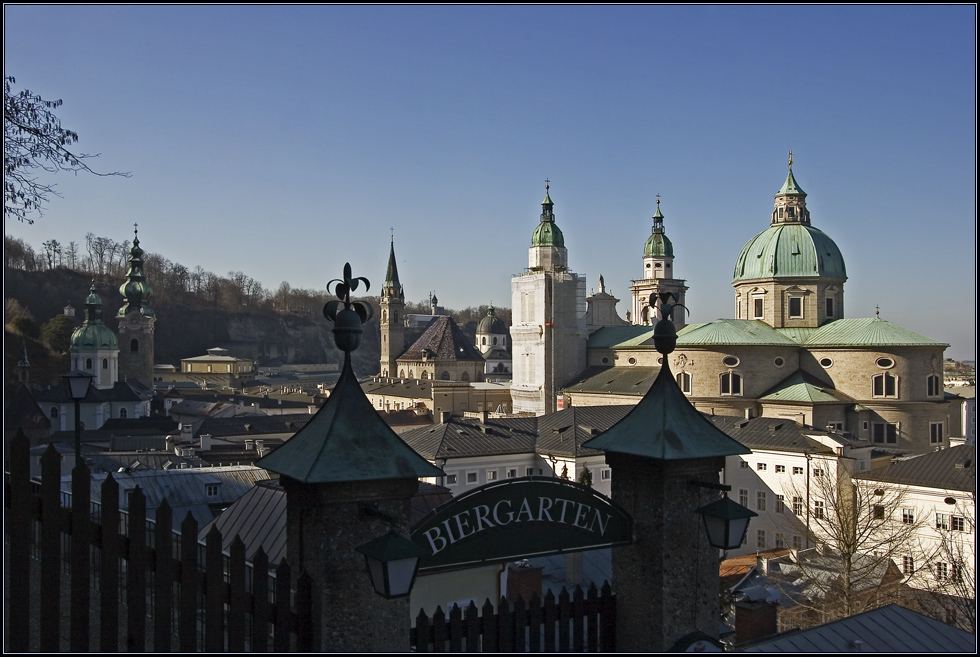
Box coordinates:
[4,76,130,223]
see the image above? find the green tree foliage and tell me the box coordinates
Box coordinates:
[41,314,75,354]
[8,315,40,339]
[4,76,128,223]
[578,464,593,487]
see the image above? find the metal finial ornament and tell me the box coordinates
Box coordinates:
[656,193,661,206]
[875,305,880,317]
[323,263,373,353]
[651,292,688,355]
[788,150,793,168]
[545,178,550,191]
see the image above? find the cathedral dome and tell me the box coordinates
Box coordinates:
[70,286,119,351]
[732,223,846,282]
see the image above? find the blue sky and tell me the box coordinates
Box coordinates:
[5,6,976,360]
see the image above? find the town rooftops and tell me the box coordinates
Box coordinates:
[742,603,975,653]
[759,370,854,404]
[854,443,975,492]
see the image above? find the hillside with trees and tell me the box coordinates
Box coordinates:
[4,234,509,389]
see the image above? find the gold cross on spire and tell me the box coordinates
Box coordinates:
[545,178,550,191]
[656,193,661,206]
[788,150,793,168]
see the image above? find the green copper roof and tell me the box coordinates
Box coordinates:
[676,320,800,346]
[644,202,673,258]
[777,167,806,196]
[760,370,853,404]
[256,356,444,483]
[582,361,749,460]
[733,223,846,282]
[795,317,948,347]
[118,229,155,318]
[71,285,119,351]
[531,186,564,247]
[477,304,507,334]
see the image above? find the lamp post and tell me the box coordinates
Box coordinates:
[355,532,429,599]
[61,370,94,460]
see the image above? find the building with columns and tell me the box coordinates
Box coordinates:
[629,198,688,328]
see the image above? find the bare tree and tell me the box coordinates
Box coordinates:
[65,240,79,270]
[783,469,922,619]
[41,239,62,269]
[4,76,129,223]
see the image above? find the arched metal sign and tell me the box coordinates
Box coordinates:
[411,477,633,572]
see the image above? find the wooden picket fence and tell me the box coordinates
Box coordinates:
[4,430,313,652]
[412,583,616,652]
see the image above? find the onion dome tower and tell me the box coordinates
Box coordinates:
[117,225,156,385]
[630,198,688,327]
[528,182,568,272]
[732,153,846,328]
[70,284,119,390]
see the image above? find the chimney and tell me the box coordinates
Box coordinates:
[734,599,778,645]
[200,433,212,450]
[440,411,452,424]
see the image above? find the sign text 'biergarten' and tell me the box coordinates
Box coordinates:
[410,477,632,571]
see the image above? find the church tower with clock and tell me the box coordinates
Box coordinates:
[117,226,156,386]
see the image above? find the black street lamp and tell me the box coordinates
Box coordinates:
[355,532,429,599]
[61,370,94,460]
[695,493,757,551]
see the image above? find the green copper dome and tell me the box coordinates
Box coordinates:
[733,223,846,282]
[477,304,507,335]
[643,202,673,258]
[531,185,565,248]
[70,285,119,351]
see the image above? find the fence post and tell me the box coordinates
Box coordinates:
[126,486,147,651]
[100,473,120,652]
[39,444,62,653]
[250,547,270,651]
[154,499,174,652]
[7,430,31,653]
[178,512,200,652]
[70,460,91,652]
[204,525,224,652]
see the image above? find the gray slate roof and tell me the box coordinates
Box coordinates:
[854,444,975,492]
[743,603,976,652]
[399,316,485,362]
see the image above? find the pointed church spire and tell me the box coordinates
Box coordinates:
[118,224,155,318]
[384,234,401,289]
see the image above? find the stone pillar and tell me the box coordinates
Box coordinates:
[607,453,725,653]
[282,476,420,652]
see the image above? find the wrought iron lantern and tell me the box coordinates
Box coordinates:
[355,532,429,599]
[60,370,94,458]
[695,493,757,551]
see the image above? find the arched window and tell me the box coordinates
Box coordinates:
[86,358,93,370]
[119,408,127,418]
[461,372,470,382]
[440,371,451,381]
[50,407,59,419]
[421,371,429,380]
[102,358,108,370]
[399,369,405,378]
[408,369,414,379]
[872,373,898,398]
[676,372,692,394]
[493,337,498,345]
[926,375,941,397]
[720,372,742,396]
[482,337,487,345]
[130,338,139,353]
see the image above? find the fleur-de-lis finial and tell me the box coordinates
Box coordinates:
[324,263,374,352]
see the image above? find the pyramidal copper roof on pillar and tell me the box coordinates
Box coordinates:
[583,301,750,461]
[256,264,443,483]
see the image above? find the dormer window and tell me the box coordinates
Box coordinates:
[206,484,219,497]
[788,296,803,319]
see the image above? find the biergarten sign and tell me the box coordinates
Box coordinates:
[411,477,633,571]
